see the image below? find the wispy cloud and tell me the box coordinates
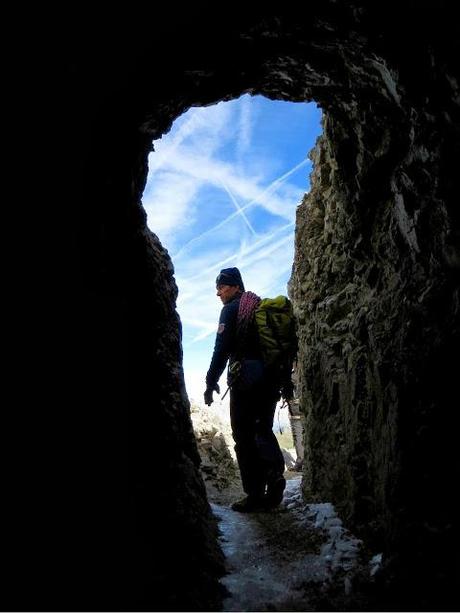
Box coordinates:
[143,171,201,244]
[171,158,307,260]
[182,219,294,286]
[153,144,304,217]
[149,103,233,174]
[236,95,252,159]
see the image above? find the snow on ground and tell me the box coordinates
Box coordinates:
[212,477,369,612]
[284,479,363,575]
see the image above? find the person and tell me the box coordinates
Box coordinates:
[287,361,304,472]
[204,267,287,512]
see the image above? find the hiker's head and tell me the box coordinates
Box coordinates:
[216,267,244,304]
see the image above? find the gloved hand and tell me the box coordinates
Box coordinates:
[204,383,220,406]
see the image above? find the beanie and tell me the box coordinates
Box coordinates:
[215,267,245,291]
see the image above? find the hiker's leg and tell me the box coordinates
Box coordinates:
[257,396,286,507]
[230,388,265,498]
[254,389,285,487]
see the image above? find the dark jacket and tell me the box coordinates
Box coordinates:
[206,294,262,390]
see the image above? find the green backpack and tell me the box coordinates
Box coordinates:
[254,295,297,385]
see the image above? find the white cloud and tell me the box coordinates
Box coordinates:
[170,158,307,262]
[149,103,234,174]
[236,94,252,159]
[144,96,309,258]
[143,171,200,244]
[179,220,294,287]
[152,145,303,220]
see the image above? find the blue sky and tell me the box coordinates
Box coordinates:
[143,94,322,410]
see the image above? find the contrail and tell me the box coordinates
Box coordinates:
[183,220,295,283]
[172,157,308,259]
[239,233,294,269]
[220,179,258,236]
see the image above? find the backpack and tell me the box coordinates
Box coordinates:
[254,295,297,387]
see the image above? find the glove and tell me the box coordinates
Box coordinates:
[204,383,220,406]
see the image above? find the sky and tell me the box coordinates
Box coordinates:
[143,94,322,421]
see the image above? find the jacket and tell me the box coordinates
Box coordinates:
[206,294,262,390]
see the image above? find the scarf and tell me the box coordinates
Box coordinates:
[237,291,261,342]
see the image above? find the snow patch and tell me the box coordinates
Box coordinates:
[283,480,363,573]
[215,477,367,611]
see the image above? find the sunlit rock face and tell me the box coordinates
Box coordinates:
[289,19,459,604]
[15,7,458,611]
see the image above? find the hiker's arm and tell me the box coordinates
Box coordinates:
[206,302,237,390]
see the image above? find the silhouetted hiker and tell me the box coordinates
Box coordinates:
[204,267,286,512]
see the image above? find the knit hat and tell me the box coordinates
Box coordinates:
[215,267,245,291]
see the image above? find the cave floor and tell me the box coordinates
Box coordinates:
[211,477,378,612]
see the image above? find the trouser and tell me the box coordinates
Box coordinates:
[289,400,304,463]
[230,382,285,498]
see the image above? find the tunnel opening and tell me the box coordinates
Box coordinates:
[12,10,459,613]
[143,93,322,513]
[144,95,321,412]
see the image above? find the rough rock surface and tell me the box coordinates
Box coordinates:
[290,96,458,603]
[191,403,243,505]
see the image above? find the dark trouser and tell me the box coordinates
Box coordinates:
[230,382,285,498]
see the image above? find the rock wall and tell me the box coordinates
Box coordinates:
[291,102,459,598]
[190,403,243,505]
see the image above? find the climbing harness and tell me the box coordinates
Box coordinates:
[221,360,242,400]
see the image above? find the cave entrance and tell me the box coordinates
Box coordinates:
[143,94,322,460]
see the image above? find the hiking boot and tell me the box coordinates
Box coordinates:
[231,495,267,513]
[265,476,286,509]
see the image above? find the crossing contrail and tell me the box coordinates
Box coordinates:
[172,157,308,259]
[182,220,295,285]
[219,178,258,236]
